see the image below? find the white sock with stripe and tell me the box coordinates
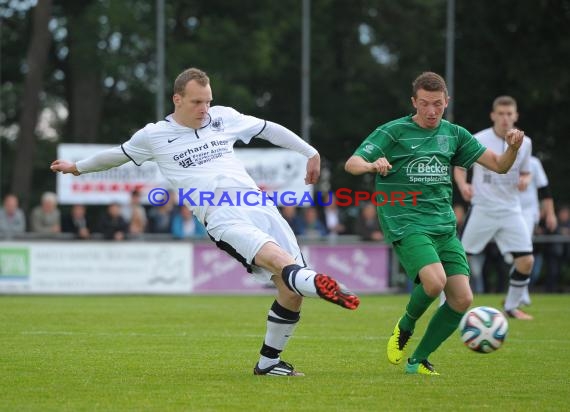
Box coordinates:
[257,300,300,369]
[504,269,530,311]
[281,264,319,297]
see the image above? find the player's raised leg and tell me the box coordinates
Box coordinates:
[257,242,360,310]
[252,242,359,376]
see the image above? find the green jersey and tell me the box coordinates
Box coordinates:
[353,115,486,243]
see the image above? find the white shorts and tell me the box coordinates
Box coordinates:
[204,204,304,282]
[461,206,533,255]
[521,208,537,236]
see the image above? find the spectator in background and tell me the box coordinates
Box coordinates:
[481,243,508,293]
[0,193,26,237]
[557,205,570,271]
[280,205,304,235]
[354,202,383,241]
[558,205,570,239]
[99,203,129,240]
[61,204,91,239]
[30,191,61,234]
[319,192,347,237]
[147,201,174,234]
[121,189,147,237]
[171,206,207,239]
[298,207,327,239]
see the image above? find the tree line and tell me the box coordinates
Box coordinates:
[1,0,569,210]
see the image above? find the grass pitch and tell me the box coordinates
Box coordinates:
[1,294,568,411]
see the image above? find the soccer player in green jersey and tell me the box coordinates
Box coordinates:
[345,72,525,375]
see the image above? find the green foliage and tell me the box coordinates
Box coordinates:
[0,294,568,411]
[2,0,570,202]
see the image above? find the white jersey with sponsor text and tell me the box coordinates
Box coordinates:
[470,127,532,212]
[121,105,265,222]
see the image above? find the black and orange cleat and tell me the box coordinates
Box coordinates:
[314,274,360,310]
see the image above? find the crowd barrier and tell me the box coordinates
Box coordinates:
[0,237,391,295]
[2,234,569,295]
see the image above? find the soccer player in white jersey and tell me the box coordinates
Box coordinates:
[50,67,360,377]
[455,96,534,320]
[519,155,557,305]
[520,156,557,235]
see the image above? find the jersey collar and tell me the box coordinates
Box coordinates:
[164,113,212,130]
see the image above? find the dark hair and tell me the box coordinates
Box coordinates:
[173,68,210,95]
[412,72,448,97]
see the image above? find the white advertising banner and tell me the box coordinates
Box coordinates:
[0,242,193,294]
[56,144,311,205]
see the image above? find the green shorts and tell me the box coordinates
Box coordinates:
[393,232,470,283]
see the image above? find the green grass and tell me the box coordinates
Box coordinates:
[1,294,569,411]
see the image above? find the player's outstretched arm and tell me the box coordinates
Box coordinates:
[257,121,320,185]
[50,160,81,175]
[345,155,392,176]
[475,128,524,174]
[50,146,130,176]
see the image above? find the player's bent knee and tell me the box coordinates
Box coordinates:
[422,278,446,297]
[448,293,472,312]
[514,253,534,274]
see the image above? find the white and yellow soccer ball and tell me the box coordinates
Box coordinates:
[459,306,509,353]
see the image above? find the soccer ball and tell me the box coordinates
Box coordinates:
[459,306,508,353]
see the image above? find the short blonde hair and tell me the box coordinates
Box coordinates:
[492,95,517,111]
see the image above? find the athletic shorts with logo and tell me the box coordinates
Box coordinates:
[393,232,471,282]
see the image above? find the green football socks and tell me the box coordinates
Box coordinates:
[410,301,463,363]
[398,284,436,332]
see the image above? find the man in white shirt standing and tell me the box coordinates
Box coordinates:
[455,96,534,320]
[519,155,557,305]
[51,67,360,377]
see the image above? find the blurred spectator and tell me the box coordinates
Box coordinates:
[453,203,466,236]
[558,205,570,271]
[0,193,26,236]
[121,189,147,237]
[354,203,383,241]
[61,204,91,239]
[481,243,508,293]
[319,192,347,237]
[558,205,570,240]
[298,207,327,239]
[147,202,174,233]
[99,203,129,240]
[171,206,207,239]
[280,205,304,235]
[535,207,565,293]
[30,191,61,234]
